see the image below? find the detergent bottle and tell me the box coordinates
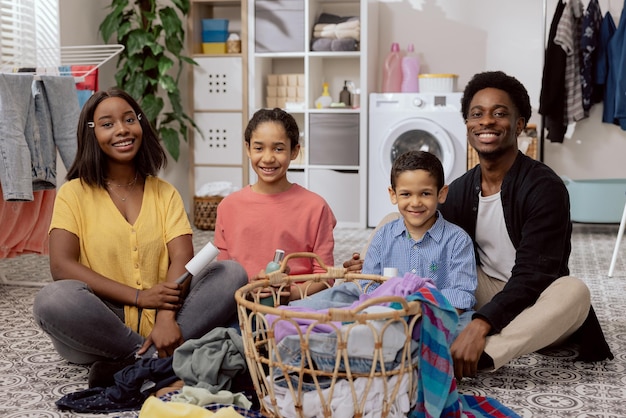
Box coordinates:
[401,43,420,93]
[382,42,402,93]
[261,249,286,306]
[314,82,333,108]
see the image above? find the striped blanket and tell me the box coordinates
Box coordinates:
[404,285,520,418]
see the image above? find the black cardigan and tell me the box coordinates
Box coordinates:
[440,152,613,362]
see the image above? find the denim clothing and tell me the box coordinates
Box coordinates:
[33,76,79,189]
[33,260,247,364]
[0,74,36,201]
[0,74,78,201]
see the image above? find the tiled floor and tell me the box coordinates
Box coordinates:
[0,223,624,417]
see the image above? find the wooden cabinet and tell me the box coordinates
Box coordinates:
[187,0,249,213]
[247,0,379,227]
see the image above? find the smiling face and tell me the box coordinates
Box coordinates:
[92,97,142,164]
[466,87,525,160]
[246,121,300,193]
[389,169,448,240]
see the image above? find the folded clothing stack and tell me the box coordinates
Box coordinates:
[311,13,360,52]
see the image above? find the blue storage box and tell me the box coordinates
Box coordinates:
[202,19,228,32]
[562,177,626,223]
[202,30,228,43]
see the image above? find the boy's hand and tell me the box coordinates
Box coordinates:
[343,253,363,273]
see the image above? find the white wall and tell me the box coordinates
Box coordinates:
[58,0,192,210]
[374,0,626,180]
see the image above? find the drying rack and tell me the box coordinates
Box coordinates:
[0,44,124,82]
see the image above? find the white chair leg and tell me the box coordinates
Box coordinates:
[608,197,626,277]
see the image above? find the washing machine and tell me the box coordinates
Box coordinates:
[368,92,466,227]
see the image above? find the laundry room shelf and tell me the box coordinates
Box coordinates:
[248,0,379,228]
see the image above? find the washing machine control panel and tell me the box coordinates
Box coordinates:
[412,97,424,108]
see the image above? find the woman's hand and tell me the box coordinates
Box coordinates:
[136,282,182,310]
[137,313,183,358]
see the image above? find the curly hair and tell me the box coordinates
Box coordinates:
[66,88,167,188]
[244,108,300,149]
[460,71,531,128]
[390,151,445,191]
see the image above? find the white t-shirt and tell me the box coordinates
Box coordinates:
[475,191,516,281]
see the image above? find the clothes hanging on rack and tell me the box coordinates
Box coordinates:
[580,0,603,115]
[540,0,568,143]
[0,185,55,258]
[606,1,626,129]
[0,73,78,202]
[594,11,617,123]
[554,0,585,124]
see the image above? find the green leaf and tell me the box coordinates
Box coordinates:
[141,94,165,123]
[99,2,127,42]
[161,127,180,161]
[171,0,190,15]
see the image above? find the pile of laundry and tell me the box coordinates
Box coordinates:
[311,13,360,52]
[55,327,262,417]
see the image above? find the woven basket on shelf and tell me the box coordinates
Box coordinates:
[193,195,223,230]
[234,252,422,418]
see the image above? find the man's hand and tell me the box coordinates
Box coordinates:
[450,317,491,380]
[343,252,363,273]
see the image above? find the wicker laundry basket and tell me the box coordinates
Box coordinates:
[235,252,422,418]
[193,195,223,230]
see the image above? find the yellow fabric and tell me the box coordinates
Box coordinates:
[139,396,245,417]
[50,176,192,336]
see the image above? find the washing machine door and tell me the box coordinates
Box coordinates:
[381,118,456,179]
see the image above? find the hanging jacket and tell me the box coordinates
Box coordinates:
[539,0,567,143]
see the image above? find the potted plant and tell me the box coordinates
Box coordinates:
[99,0,199,161]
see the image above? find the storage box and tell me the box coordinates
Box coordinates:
[202,42,226,54]
[255,0,304,52]
[419,73,458,93]
[309,114,359,165]
[202,30,228,43]
[562,177,626,223]
[202,19,228,32]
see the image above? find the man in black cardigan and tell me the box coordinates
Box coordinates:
[440,71,612,379]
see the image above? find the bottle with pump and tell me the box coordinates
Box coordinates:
[382,42,403,93]
[261,249,285,306]
[339,80,352,107]
[401,43,420,93]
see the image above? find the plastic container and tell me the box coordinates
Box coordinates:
[202,19,229,32]
[418,73,458,93]
[382,42,403,93]
[401,43,420,93]
[561,177,626,223]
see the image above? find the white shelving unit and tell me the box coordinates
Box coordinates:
[187,0,249,213]
[248,0,379,228]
